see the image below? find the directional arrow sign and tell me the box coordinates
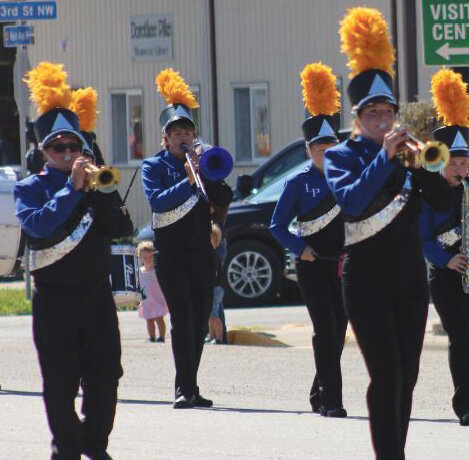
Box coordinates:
[436,42,469,60]
[421,0,469,66]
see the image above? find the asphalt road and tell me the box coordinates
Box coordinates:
[0,306,466,459]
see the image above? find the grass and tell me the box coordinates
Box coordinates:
[0,288,32,315]
[0,286,138,316]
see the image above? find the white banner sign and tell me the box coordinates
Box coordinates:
[130,14,173,61]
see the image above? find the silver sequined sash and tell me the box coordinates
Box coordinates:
[29,209,94,271]
[152,194,200,229]
[345,172,412,247]
[297,205,341,237]
[436,227,461,249]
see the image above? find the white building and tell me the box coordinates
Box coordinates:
[22,0,437,228]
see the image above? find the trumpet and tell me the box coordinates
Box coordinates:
[396,131,450,172]
[83,161,121,193]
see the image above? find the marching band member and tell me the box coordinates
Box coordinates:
[270,63,347,417]
[323,9,451,459]
[420,68,469,426]
[14,62,133,460]
[141,69,232,409]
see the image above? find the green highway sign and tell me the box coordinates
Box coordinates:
[422,0,469,66]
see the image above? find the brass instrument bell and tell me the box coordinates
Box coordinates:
[84,162,121,193]
[397,132,450,172]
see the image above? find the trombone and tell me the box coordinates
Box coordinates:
[181,143,209,200]
[83,161,121,193]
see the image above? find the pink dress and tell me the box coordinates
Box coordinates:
[138,268,168,319]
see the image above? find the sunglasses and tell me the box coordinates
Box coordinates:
[49,142,82,154]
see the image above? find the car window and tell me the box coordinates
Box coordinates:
[248,160,310,204]
[259,144,307,188]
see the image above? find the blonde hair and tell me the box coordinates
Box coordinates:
[210,222,222,249]
[137,241,154,257]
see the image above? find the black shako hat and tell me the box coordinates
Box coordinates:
[433,125,469,157]
[35,108,86,148]
[302,115,338,146]
[348,69,398,111]
[159,103,195,133]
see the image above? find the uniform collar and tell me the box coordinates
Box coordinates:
[163,149,186,168]
[43,165,70,186]
[306,163,325,179]
[350,135,383,156]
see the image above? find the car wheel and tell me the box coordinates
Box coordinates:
[223,240,282,306]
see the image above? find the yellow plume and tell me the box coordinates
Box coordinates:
[431,68,469,127]
[301,62,340,116]
[24,62,72,114]
[156,68,199,109]
[339,7,395,78]
[70,87,98,132]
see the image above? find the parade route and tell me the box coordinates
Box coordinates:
[0,306,466,459]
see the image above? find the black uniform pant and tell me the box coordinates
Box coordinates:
[342,256,429,460]
[430,267,469,419]
[156,246,215,398]
[33,279,123,460]
[296,259,347,410]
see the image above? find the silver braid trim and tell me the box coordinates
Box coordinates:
[345,172,412,247]
[436,227,461,249]
[29,209,94,271]
[297,205,341,237]
[152,194,200,229]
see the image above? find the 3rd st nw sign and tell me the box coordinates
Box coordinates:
[422,0,469,65]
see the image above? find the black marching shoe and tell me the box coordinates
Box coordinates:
[191,394,213,408]
[320,406,347,418]
[460,412,469,426]
[173,395,193,409]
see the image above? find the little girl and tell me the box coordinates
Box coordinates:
[137,241,168,342]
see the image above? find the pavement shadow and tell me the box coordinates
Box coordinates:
[410,417,458,424]
[117,398,173,406]
[204,406,312,415]
[0,389,43,397]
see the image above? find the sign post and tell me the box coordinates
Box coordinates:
[422,0,469,66]
[4,1,57,299]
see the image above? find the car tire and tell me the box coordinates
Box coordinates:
[223,239,282,307]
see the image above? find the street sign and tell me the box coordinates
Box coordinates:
[3,25,34,47]
[0,2,56,21]
[421,0,469,66]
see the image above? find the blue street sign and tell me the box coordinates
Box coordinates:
[0,2,56,21]
[4,25,34,47]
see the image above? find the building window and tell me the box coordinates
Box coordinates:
[110,89,143,164]
[233,84,270,163]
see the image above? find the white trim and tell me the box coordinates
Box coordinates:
[232,82,270,165]
[109,88,144,166]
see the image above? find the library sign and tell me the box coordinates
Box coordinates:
[422,0,469,65]
[130,14,173,62]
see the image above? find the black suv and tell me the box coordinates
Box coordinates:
[223,159,310,306]
[235,129,351,200]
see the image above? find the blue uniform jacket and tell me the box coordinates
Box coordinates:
[141,149,194,213]
[14,167,84,239]
[420,186,462,269]
[270,165,333,257]
[323,135,397,217]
